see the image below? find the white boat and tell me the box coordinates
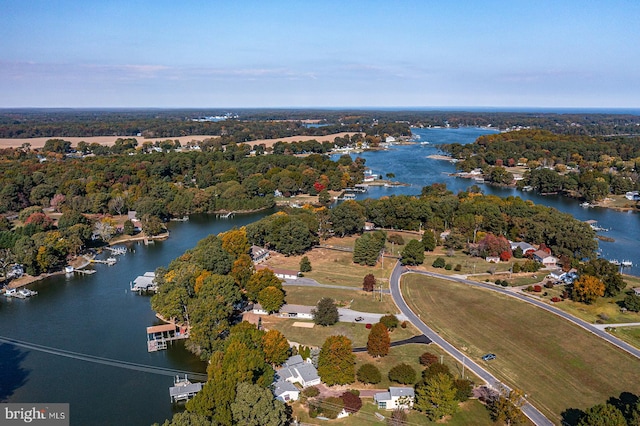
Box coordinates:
[621,260,633,267]
[106,257,117,265]
[65,265,74,273]
[18,288,37,297]
[4,288,17,297]
[580,202,591,207]
[609,259,620,266]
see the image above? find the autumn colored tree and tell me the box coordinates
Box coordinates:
[420,352,439,367]
[246,268,282,302]
[317,335,355,385]
[367,323,390,357]
[340,391,363,414]
[221,227,250,259]
[362,273,376,292]
[572,275,605,304]
[478,233,512,257]
[231,254,254,289]
[490,389,527,425]
[257,286,285,313]
[262,329,290,366]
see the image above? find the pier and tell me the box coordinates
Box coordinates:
[105,246,127,255]
[131,272,158,293]
[169,375,202,403]
[91,257,117,266]
[218,211,235,219]
[147,323,189,352]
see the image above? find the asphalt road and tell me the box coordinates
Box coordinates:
[389,262,554,426]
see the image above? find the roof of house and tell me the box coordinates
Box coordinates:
[169,382,202,397]
[251,245,269,258]
[280,305,314,315]
[273,379,299,396]
[390,387,415,398]
[278,355,320,385]
[533,250,552,259]
[510,241,535,252]
[374,391,391,402]
[284,355,304,367]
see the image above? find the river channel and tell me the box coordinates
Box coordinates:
[2,127,638,425]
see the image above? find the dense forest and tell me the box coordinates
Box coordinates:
[0,146,364,277]
[441,129,640,201]
[1,108,639,139]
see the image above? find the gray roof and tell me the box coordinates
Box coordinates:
[510,241,535,252]
[273,380,299,397]
[133,272,156,289]
[280,304,314,315]
[169,382,202,397]
[296,363,319,383]
[390,387,415,398]
[374,391,391,403]
[284,355,304,367]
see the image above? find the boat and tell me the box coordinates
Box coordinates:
[621,260,633,267]
[4,288,17,297]
[580,202,591,207]
[106,257,117,265]
[65,265,74,273]
[419,141,430,145]
[609,259,620,266]
[18,288,37,297]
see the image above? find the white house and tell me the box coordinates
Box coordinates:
[374,387,415,410]
[277,355,321,388]
[256,264,299,280]
[533,250,558,268]
[273,379,300,402]
[633,287,640,296]
[278,304,314,319]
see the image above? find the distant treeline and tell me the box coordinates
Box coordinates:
[1,109,639,138]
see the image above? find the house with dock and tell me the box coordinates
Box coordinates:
[169,375,202,403]
[131,272,158,293]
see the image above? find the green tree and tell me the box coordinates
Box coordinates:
[388,363,417,385]
[579,258,626,297]
[257,286,285,313]
[317,335,355,385]
[312,297,339,326]
[230,382,289,426]
[624,294,640,312]
[367,323,390,357]
[422,230,437,251]
[299,256,312,272]
[357,363,381,384]
[415,373,458,421]
[159,411,212,426]
[577,403,627,426]
[123,219,135,235]
[330,200,365,237]
[379,314,399,330]
[353,230,386,266]
[401,239,425,266]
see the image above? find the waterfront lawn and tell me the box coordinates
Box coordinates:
[401,274,640,422]
[283,285,401,315]
[610,326,640,349]
[261,316,419,348]
[265,236,396,288]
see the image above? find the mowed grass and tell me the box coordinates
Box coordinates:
[284,285,401,314]
[402,274,640,422]
[265,236,396,288]
[292,398,496,426]
[611,326,640,349]
[261,316,420,348]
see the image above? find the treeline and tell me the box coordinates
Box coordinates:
[244,184,597,262]
[2,109,639,138]
[442,129,640,201]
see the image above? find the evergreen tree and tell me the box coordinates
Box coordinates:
[312,297,339,326]
[422,229,437,251]
[401,239,425,266]
[414,373,458,421]
[299,256,312,272]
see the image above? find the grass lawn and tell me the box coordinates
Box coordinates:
[264,236,396,289]
[291,396,498,425]
[284,285,401,315]
[261,316,420,348]
[609,326,640,349]
[402,274,640,423]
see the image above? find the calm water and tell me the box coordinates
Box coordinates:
[3,127,639,425]
[0,211,271,426]
[337,127,640,275]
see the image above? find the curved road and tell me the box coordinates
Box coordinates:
[389,262,554,426]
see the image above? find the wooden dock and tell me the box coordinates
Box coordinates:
[147,323,189,352]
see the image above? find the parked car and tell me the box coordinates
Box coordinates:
[482,353,496,361]
[355,316,364,322]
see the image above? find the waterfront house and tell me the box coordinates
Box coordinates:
[250,245,270,264]
[533,250,558,268]
[374,387,415,410]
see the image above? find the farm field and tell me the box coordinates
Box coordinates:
[401,274,640,423]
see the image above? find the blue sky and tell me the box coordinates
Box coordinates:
[1,0,638,108]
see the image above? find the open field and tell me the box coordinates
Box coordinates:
[402,274,640,422]
[265,237,396,289]
[0,132,357,149]
[259,316,419,348]
[292,397,497,426]
[283,286,400,315]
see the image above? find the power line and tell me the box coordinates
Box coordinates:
[0,335,207,381]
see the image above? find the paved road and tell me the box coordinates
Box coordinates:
[408,268,640,360]
[389,262,554,426]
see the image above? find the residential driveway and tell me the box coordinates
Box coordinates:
[337,308,407,324]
